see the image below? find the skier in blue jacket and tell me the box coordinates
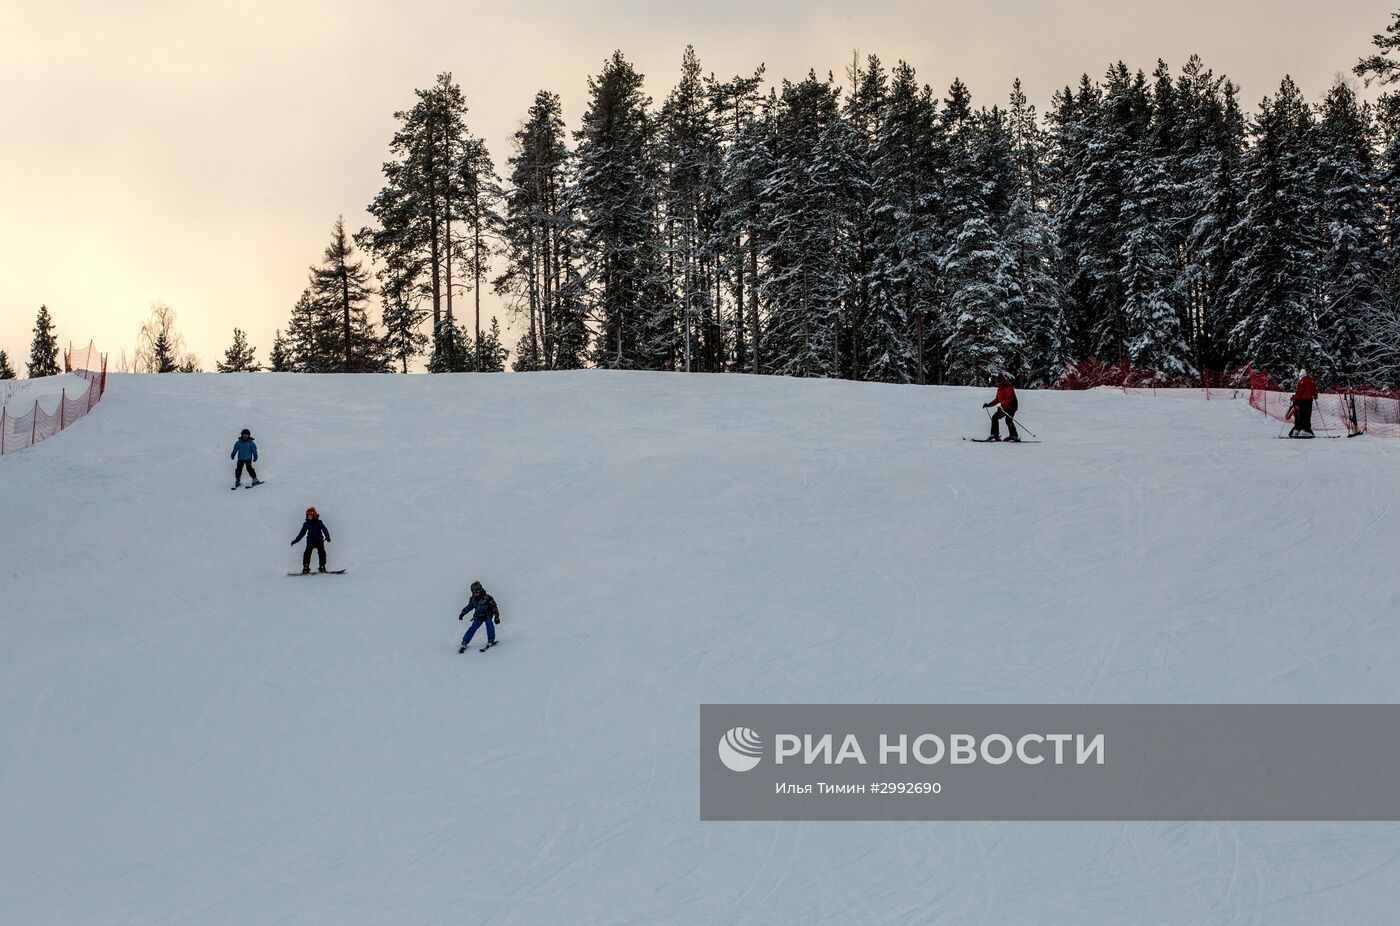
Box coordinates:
[457,580,500,652]
[290,507,331,573]
[230,429,262,489]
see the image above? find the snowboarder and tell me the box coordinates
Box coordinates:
[1287,371,1318,438]
[290,507,331,573]
[457,580,500,652]
[230,428,262,488]
[982,374,1020,442]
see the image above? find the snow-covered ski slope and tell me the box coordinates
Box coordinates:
[3,371,1400,925]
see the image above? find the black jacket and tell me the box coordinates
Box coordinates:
[459,593,499,622]
[293,519,331,545]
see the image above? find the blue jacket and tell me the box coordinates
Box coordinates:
[459,593,499,622]
[231,438,258,462]
[293,519,331,544]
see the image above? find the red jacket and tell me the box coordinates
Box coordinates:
[985,383,1017,410]
[1292,375,1318,401]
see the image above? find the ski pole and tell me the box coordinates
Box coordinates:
[986,405,1037,439]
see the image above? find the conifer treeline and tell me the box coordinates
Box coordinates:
[285,12,1400,385]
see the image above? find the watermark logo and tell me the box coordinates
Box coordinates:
[718,726,763,772]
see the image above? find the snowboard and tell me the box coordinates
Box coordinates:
[963,437,1041,443]
[287,569,348,576]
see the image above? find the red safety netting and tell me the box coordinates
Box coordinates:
[1246,367,1400,438]
[1055,357,1400,437]
[0,342,108,455]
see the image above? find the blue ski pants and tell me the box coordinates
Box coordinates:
[462,617,496,646]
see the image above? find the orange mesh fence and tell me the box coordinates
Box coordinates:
[1055,358,1400,437]
[1246,367,1400,438]
[0,342,108,455]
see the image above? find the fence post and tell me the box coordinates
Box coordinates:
[60,389,66,429]
[31,400,39,446]
[1,406,6,454]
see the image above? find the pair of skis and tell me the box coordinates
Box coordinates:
[963,437,1041,443]
[231,480,266,490]
[460,640,498,654]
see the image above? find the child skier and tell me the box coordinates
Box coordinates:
[230,428,262,488]
[982,374,1020,442]
[1287,371,1318,438]
[290,507,331,573]
[457,580,501,652]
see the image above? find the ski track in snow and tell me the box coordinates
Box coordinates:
[2,371,1400,924]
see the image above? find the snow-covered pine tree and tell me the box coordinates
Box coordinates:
[1179,65,1247,371]
[659,46,723,372]
[497,90,590,371]
[1313,80,1383,386]
[940,202,1025,384]
[574,52,671,370]
[1357,12,1400,301]
[1119,148,1194,378]
[862,61,938,384]
[1224,77,1326,381]
[216,329,260,372]
[0,350,15,379]
[1374,104,1400,303]
[28,305,60,378]
[1048,67,1150,363]
[714,77,771,373]
[362,75,469,342]
[1005,81,1069,386]
[310,216,385,373]
[759,74,855,378]
[840,54,887,380]
[1145,61,1197,367]
[1355,11,1400,385]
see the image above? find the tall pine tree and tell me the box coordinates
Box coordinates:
[28,305,60,378]
[574,52,670,369]
[1225,77,1325,380]
[309,216,385,373]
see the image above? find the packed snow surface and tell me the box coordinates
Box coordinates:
[3,371,1400,924]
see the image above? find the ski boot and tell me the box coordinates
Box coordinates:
[1004,435,1021,443]
[458,645,467,654]
[318,566,327,573]
[301,566,311,575]
[986,434,1001,442]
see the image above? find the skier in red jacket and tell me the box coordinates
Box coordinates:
[1287,371,1318,438]
[983,374,1020,442]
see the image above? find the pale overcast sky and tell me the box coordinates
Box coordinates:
[1,0,1394,371]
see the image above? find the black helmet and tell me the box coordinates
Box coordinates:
[471,580,484,593]
[240,428,251,438]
